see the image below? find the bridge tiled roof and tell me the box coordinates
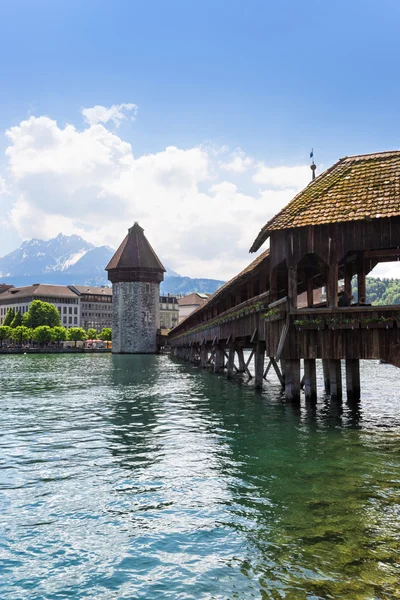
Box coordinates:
[250,150,400,252]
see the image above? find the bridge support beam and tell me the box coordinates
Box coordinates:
[200,346,208,368]
[329,359,342,399]
[304,359,317,402]
[226,345,236,379]
[346,359,360,402]
[284,359,300,402]
[254,341,266,390]
[237,348,246,372]
[214,344,225,373]
[322,359,331,394]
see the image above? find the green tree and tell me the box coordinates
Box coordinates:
[0,325,11,347]
[67,327,87,347]
[3,308,15,327]
[32,325,53,346]
[51,326,67,344]
[87,328,98,340]
[99,327,112,341]
[11,326,32,345]
[24,300,61,329]
[10,311,23,328]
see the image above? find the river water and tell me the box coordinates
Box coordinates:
[0,354,399,599]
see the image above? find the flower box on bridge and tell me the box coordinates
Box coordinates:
[361,319,395,330]
[294,319,325,331]
[327,320,360,330]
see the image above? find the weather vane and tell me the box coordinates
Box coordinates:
[310,149,316,180]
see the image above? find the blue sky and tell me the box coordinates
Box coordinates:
[0,0,399,278]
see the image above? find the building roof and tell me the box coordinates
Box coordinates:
[69,285,112,296]
[0,283,78,300]
[0,284,14,294]
[177,293,210,306]
[250,150,400,252]
[106,222,165,273]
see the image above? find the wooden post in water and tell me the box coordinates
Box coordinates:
[322,359,331,393]
[226,345,236,379]
[329,359,342,399]
[200,346,208,368]
[303,359,317,401]
[280,359,286,387]
[284,359,300,401]
[214,344,225,373]
[254,341,265,390]
[345,359,360,401]
[237,348,246,372]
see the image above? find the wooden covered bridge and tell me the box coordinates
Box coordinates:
[169,151,400,401]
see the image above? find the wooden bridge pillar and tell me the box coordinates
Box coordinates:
[284,359,300,402]
[280,359,286,387]
[226,345,236,379]
[237,348,246,372]
[329,359,342,399]
[200,346,208,368]
[214,344,225,373]
[346,359,360,401]
[254,341,265,390]
[322,359,330,393]
[303,359,317,402]
[357,253,366,304]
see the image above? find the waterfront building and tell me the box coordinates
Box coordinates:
[178,292,210,323]
[0,284,80,328]
[106,223,165,353]
[159,294,179,329]
[68,285,112,331]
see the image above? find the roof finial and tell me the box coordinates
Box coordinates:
[310,148,316,180]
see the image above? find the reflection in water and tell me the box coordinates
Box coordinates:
[0,354,399,599]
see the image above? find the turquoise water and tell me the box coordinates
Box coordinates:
[1,354,400,599]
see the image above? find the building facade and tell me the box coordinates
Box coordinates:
[178,292,210,323]
[0,284,80,328]
[68,285,112,331]
[159,295,179,330]
[106,222,165,353]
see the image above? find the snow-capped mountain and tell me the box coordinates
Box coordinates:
[0,234,225,294]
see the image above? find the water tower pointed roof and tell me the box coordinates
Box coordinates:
[106,223,165,283]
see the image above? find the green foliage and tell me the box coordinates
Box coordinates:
[67,327,87,346]
[87,328,98,339]
[51,326,67,342]
[32,325,53,344]
[10,311,23,328]
[99,327,112,341]
[0,325,11,347]
[352,277,400,305]
[3,308,15,327]
[24,300,61,328]
[11,326,32,344]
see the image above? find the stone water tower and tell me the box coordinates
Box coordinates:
[106,223,165,353]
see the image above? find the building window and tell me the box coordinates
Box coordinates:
[74,307,78,314]
[63,307,67,314]
[74,317,77,324]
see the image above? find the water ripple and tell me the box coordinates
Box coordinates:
[1,354,400,599]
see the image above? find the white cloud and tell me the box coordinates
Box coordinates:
[253,164,311,189]
[82,103,138,127]
[220,149,253,174]
[0,107,308,280]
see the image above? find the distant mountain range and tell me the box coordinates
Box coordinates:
[0,234,225,295]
